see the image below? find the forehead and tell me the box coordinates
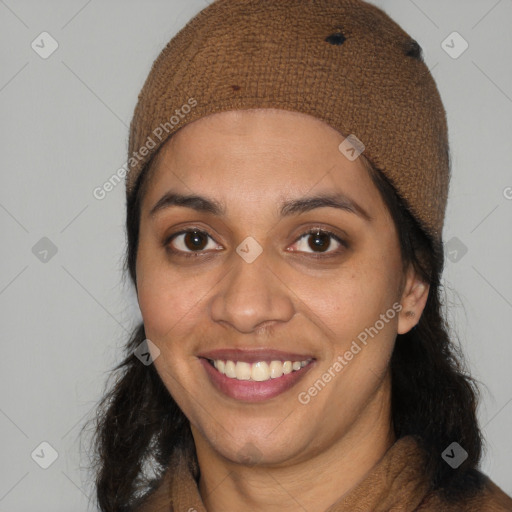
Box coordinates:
[140,109,384,216]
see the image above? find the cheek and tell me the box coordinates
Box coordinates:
[136,246,220,350]
[295,264,400,417]
[136,242,187,341]
[288,253,402,346]
[137,273,197,343]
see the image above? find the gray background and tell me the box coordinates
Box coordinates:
[0,0,511,510]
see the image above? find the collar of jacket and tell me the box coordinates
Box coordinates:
[136,435,512,512]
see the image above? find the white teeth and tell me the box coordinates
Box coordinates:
[269,360,284,378]
[251,361,270,381]
[209,358,311,382]
[235,361,252,380]
[214,360,225,374]
[225,360,236,378]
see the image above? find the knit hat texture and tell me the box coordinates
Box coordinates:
[126,0,450,243]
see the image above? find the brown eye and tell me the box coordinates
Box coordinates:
[291,228,347,256]
[308,231,331,252]
[184,230,208,250]
[166,229,219,256]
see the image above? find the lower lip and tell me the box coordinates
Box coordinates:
[199,358,315,402]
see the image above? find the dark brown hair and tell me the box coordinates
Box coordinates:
[85,141,485,511]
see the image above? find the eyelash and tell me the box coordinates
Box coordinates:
[164,227,348,259]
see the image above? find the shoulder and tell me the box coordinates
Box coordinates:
[132,469,174,512]
[417,474,512,512]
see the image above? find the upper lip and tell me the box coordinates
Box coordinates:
[198,348,315,364]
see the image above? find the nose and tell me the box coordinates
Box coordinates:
[209,251,296,334]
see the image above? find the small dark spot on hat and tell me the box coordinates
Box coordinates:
[405,39,423,60]
[325,31,346,46]
[231,84,241,91]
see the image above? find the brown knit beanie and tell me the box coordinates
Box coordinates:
[126,0,450,243]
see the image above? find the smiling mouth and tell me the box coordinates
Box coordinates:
[205,358,313,382]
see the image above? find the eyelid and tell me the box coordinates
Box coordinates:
[286,227,348,259]
[164,225,348,257]
[165,227,221,255]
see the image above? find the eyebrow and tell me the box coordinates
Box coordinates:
[149,190,372,221]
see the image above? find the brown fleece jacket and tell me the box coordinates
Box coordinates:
[136,436,512,511]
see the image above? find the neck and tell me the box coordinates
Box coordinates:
[195,378,395,512]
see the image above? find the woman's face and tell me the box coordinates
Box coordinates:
[136,108,426,467]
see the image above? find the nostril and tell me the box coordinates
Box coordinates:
[405,39,423,60]
[325,31,346,46]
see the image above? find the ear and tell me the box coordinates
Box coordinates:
[397,264,430,335]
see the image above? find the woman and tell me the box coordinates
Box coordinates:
[89,0,512,510]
